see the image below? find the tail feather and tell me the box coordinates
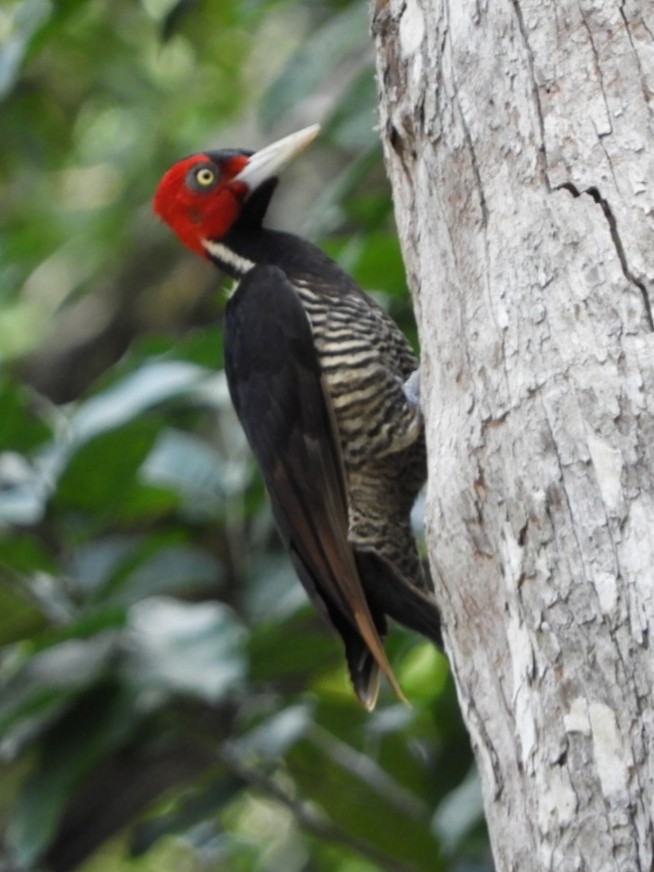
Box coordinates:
[324,592,390,709]
[354,550,443,648]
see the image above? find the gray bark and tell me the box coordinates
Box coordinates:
[372,1,654,869]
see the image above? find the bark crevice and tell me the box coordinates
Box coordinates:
[554,182,654,332]
[619,3,654,114]
[454,90,488,227]
[579,9,614,139]
[509,0,550,190]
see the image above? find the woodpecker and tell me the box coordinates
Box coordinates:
[153,125,441,708]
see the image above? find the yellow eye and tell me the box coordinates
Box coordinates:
[195,167,216,186]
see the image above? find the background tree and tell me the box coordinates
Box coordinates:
[373,0,654,868]
[1,1,490,871]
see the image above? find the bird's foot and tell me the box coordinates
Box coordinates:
[403,369,421,407]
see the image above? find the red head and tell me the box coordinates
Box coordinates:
[153,151,249,257]
[153,125,320,259]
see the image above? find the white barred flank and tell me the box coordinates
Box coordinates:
[290,277,423,472]
[317,343,377,359]
[295,270,428,588]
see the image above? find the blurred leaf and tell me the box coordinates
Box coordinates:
[113,479,180,523]
[126,597,246,702]
[130,775,241,857]
[234,703,313,760]
[398,642,449,703]
[134,328,224,371]
[248,608,337,689]
[52,418,160,514]
[107,542,222,605]
[65,534,140,598]
[243,553,303,623]
[0,0,52,101]
[7,757,75,867]
[0,451,48,524]
[0,577,46,645]
[69,360,212,446]
[0,378,52,451]
[330,228,406,295]
[161,0,200,41]
[141,429,229,520]
[6,681,137,868]
[324,68,378,150]
[288,728,443,871]
[302,146,380,240]
[432,767,485,855]
[0,627,123,760]
[260,2,369,130]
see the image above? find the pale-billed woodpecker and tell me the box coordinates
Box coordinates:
[153,125,441,708]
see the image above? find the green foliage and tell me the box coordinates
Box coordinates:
[0,1,492,870]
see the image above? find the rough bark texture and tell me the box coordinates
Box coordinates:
[372,1,654,869]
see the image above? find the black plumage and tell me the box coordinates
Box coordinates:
[154,130,442,707]
[219,196,441,708]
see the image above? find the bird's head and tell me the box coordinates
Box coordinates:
[153,124,320,258]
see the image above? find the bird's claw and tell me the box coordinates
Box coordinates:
[403,369,421,407]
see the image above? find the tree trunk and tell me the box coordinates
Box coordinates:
[372,1,654,869]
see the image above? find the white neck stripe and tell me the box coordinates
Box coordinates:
[202,239,255,275]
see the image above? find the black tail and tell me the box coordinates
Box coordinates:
[355,550,443,649]
[324,596,389,709]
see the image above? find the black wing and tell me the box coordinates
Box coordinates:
[224,264,404,708]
